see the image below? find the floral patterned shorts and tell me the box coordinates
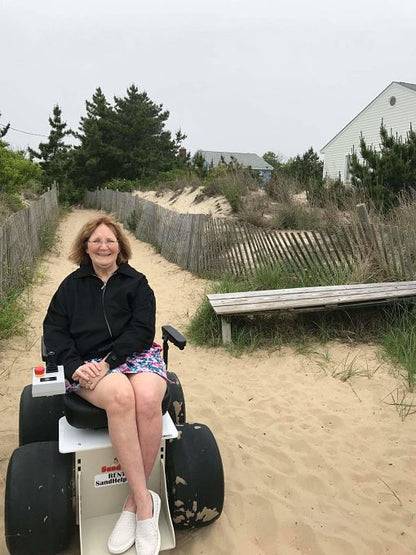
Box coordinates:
[65,342,168,393]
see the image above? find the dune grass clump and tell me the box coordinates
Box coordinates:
[382,307,416,392]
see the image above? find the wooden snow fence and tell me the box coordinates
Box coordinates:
[84,189,416,282]
[0,187,59,303]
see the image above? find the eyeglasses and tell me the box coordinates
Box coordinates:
[87,239,118,246]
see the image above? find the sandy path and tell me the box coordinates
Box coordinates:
[1,209,415,555]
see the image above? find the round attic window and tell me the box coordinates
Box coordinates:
[389,96,396,106]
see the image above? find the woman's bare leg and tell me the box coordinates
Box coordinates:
[129,373,167,481]
[77,373,151,517]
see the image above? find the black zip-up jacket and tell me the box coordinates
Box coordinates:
[43,262,155,381]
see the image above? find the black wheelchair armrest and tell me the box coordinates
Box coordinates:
[161,325,186,350]
[161,326,186,369]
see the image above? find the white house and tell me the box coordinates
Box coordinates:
[321,81,416,183]
[197,150,274,183]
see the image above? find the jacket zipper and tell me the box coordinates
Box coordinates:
[94,273,117,338]
[101,281,113,338]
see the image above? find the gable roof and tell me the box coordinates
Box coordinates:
[198,150,273,171]
[321,81,416,153]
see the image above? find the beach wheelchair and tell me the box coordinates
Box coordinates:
[4,326,224,554]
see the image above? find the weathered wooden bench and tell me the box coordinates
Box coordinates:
[207,281,416,344]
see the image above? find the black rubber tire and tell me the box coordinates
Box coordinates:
[165,422,224,529]
[167,371,186,424]
[19,385,65,445]
[5,441,74,555]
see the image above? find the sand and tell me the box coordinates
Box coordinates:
[134,186,233,217]
[1,208,415,555]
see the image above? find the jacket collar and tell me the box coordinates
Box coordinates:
[74,261,136,279]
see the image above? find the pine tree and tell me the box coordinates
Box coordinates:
[71,87,118,189]
[72,84,186,190]
[349,123,416,211]
[283,147,323,186]
[113,84,185,179]
[262,151,284,170]
[29,104,72,186]
[0,111,10,138]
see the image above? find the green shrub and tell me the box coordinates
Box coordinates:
[202,167,256,213]
[0,142,42,193]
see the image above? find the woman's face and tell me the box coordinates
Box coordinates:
[86,223,120,275]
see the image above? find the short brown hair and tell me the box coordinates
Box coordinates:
[69,214,132,266]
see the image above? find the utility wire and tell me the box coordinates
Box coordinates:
[0,122,48,138]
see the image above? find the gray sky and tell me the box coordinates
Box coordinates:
[1,0,415,160]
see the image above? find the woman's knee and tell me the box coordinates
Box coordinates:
[134,381,166,418]
[105,382,135,415]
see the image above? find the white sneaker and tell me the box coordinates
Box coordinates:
[108,507,136,554]
[135,490,161,555]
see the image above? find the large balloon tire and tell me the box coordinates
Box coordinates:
[165,422,224,529]
[166,371,186,424]
[19,384,64,445]
[5,441,74,555]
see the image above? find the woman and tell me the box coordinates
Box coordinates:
[43,215,167,555]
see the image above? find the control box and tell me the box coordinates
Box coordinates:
[32,364,66,397]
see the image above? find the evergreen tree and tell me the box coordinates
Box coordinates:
[71,88,118,190]
[263,151,284,170]
[192,150,208,177]
[113,84,185,179]
[72,84,186,190]
[349,123,416,211]
[29,104,72,186]
[0,111,10,138]
[283,147,323,186]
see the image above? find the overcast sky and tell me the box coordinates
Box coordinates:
[1,0,415,160]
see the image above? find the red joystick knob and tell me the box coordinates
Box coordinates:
[34,366,45,376]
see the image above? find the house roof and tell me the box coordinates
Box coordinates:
[320,81,416,153]
[398,81,416,93]
[197,150,273,171]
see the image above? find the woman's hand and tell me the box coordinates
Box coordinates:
[72,360,110,391]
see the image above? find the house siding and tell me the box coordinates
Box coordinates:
[321,83,416,182]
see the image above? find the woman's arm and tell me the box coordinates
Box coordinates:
[43,286,85,380]
[105,277,156,369]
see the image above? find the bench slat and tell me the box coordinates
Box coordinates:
[208,287,416,314]
[207,281,416,302]
[211,292,416,315]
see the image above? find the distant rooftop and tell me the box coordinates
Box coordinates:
[198,150,273,171]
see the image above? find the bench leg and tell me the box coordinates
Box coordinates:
[221,317,232,345]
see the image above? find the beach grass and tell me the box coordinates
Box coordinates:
[382,307,416,392]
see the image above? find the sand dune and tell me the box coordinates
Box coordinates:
[134,186,233,217]
[0,209,415,555]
